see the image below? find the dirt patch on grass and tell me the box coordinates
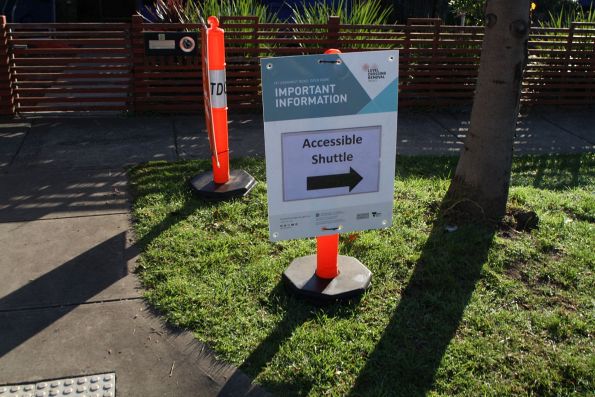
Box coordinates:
[500,208,540,236]
[504,255,579,312]
[505,265,523,281]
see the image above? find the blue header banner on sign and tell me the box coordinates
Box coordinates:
[261,51,398,122]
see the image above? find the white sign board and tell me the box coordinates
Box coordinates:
[261,50,399,241]
[281,126,381,201]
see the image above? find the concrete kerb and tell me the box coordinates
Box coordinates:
[0,300,270,396]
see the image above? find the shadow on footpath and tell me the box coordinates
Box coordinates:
[0,162,215,360]
[0,232,130,358]
[0,169,130,222]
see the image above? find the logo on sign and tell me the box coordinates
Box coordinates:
[362,63,387,82]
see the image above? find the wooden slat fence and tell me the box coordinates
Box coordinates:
[0,16,14,115]
[5,21,132,113]
[131,15,203,113]
[525,24,595,104]
[0,15,593,115]
[220,16,595,108]
[220,17,484,108]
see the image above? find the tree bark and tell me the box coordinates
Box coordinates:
[446,0,530,222]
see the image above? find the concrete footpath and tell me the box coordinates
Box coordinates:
[0,109,593,396]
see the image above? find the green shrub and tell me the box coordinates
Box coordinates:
[287,0,394,50]
[143,0,279,24]
[448,0,486,25]
[186,0,279,24]
[539,4,595,27]
[143,0,187,23]
[289,0,392,25]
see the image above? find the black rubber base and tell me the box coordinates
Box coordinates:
[282,255,372,302]
[189,169,256,201]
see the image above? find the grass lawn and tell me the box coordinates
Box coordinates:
[129,154,594,397]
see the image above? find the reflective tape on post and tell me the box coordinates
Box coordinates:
[206,16,230,184]
[208,70,227,108]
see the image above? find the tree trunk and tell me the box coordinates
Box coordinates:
[446,0,530,222]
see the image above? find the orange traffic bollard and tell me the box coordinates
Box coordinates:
[279,48,372,301]
[191,16,256,200]
[205,16,230,184]
[314,47,342,281]
[316,234,339,279]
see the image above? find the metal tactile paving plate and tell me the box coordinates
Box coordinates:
[0,372,115,397]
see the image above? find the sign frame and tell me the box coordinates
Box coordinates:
[261,50,399,241]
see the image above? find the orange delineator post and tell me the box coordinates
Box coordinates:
[193,16,256,200]
[206,16,230,184]
[314,48,343,281]
[316,234,339,279]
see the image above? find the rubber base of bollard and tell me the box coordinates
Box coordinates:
[189,169,256,201]
[282,255,371,302]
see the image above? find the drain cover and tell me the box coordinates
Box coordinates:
[0,372,115,397]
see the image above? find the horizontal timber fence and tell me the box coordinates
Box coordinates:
[0,15,594,115]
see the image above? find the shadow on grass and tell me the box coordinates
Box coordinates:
[345,154,591,395]
[395,154,594,190]
[347,211,496,396]
[217,214,495,396]
[214,280,315,396]
[242,283,316,396]
[130,155,590,396]
[510,154,594,190]
[217,280,366,397]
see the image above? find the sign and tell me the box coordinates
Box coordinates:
[144,32,199,56]
[282,126,380,201]
[261,50,399,241]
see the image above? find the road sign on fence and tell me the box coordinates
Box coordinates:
[261,50,399,241]
[144,32,199,56]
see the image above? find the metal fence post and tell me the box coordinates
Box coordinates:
[0,15,15,116]
[591,24,595,103]
[130,14,144,114]
[562,22,577,102]
[327,15,341,50]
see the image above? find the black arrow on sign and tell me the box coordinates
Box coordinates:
[307,167,363,192]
